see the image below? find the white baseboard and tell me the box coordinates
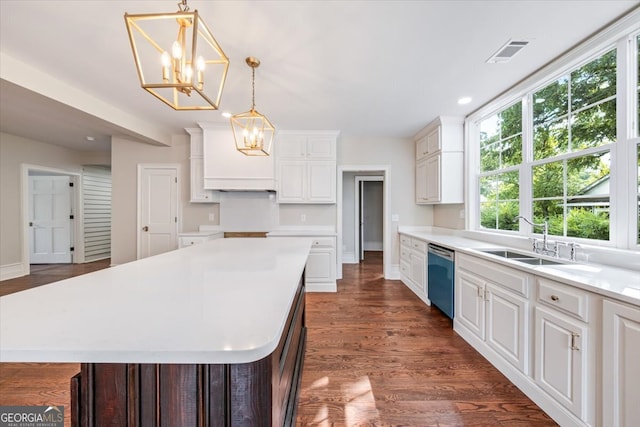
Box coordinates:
[0,262,27,281]
[306,281,337,292]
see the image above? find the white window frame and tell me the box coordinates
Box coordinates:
[465,10,640,251]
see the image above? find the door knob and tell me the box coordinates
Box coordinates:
[142,226,149,232]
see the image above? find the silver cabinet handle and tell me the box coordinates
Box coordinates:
[571,333,580,351]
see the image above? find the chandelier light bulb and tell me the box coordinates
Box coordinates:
[172,41,182,59]
[161,51,171,81]
[185,65,193,82]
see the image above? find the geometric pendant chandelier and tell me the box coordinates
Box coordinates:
[124,0,229,110]
[230,57,275,156]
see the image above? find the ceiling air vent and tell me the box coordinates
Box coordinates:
[486,40,529,63]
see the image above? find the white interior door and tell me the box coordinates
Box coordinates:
[138,166,179,259]
[359,180,365,261]
[29,175,72,264]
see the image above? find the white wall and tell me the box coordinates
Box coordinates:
[434,203,465,229]
[110,134,219,265]
[339,136,433,268]
[0,132,110,272]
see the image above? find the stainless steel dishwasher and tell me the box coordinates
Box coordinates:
[427,244,455,319]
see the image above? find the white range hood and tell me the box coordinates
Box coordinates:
[199,122,275,191]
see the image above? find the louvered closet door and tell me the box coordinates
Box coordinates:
[83,166,111,262]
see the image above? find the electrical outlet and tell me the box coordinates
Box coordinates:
[391,214,399,222]
[209,213,215,222]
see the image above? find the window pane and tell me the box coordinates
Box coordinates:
[480,203,498,229]
[533,161,563,198]
[479,172,519,231]
[567,207,609,240]
[534,118,569,160]
[571,49,616,110]
[533,77,568,126]
[533,199,563,236]
[480,103,523,172]
[501,102,522,139]
[497,170,520,200]
[501,135,522,167]
[566,152,610,197]
[480,176,496,201]
[571,99,616,150]
[480,114,500,147]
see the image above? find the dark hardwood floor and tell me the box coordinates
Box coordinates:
[0,254,556,426]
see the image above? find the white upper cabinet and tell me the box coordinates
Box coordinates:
[199,122,275,191]
[414,116,463,204]
[185,127,220,203]
[276,131,339,204]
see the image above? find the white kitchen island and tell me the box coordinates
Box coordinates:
[0,237,312,427]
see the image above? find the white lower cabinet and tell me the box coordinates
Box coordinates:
[457,269,486,340]
[306,237,336,288]
[399,234,428,303]
[602,300,640,427]
[453,254,606,427]
[486,283,529,374]
[178,232,223,248]
[456,263,529,374]
[534,306,588,420]
[268,233,336,292]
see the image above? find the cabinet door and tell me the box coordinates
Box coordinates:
[306,248,334,282]
[425,154,441,202]
[486,283,529,374]
[278,161,306,203]
[426,126,441,154]
[415,158,428,204]
[190,158,218,202]
[456,270,485,340]
[277,135,307,158]
[307,137,336,159]
[410,250,426,295]
[603,300,640,427]
[534,306,587,419]
[308,162,336,203]
[416,135,429,160]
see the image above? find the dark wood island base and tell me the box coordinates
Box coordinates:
[71,281,306,427]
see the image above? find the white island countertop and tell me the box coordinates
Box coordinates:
[0,237,311,364]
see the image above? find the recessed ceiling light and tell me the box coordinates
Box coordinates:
[457,97,472,105]
[221,112,231,118]
[85,136,95,141]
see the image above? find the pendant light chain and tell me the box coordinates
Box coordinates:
[251,65,256,111]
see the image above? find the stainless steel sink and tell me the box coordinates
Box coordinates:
[480,249,536,259]
[477,248,566,266]
[512,257,565,266]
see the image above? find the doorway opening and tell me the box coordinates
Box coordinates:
[337,166,390,280]
[355,176,384,262]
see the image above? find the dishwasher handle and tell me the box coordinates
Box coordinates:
[428,244,454,261]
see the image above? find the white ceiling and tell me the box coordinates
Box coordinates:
[1,1,638,152]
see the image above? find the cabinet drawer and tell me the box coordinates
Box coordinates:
[400,260,410,277]
[411,239,427,253]
[400,235,411,247]
[457,253,530,297]
[311,237,334,247]
[537,278,589,322]
[400,246,410,261]
[179,236,209,247]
